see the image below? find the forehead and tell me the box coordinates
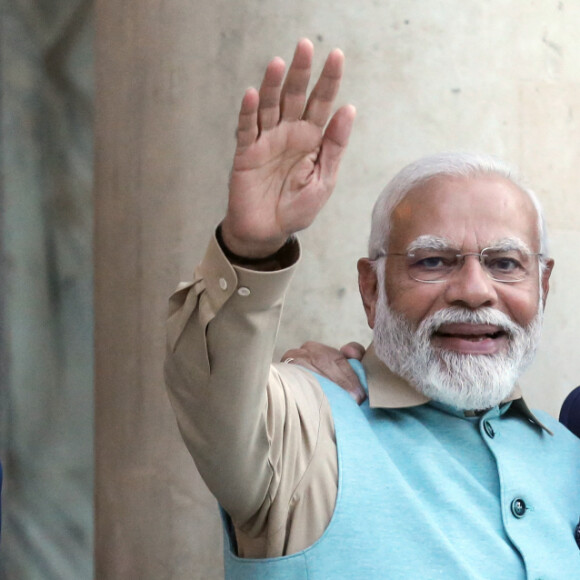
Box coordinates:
[389,175,540,251]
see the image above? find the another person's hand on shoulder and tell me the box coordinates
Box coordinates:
[282,341,367,404]
[221,38,356,260]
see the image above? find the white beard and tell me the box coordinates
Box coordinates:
[373,285,543,411]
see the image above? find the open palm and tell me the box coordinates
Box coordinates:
[221,39,356,258]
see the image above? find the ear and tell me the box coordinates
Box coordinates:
[358,258,380,329]
[541,258,554,308]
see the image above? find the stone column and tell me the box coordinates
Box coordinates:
[94,2,227,578]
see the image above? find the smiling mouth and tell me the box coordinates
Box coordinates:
[431,324,509,353]
[434,329,507,342]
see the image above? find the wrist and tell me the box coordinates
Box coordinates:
[219,220,289,259]
[216,225,298,270]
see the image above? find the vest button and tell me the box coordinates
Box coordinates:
[511,498,527,518]
[483,420,495,438]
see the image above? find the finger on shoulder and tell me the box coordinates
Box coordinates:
[339,342,365,360]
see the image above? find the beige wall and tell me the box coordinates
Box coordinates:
[95,1,580,577]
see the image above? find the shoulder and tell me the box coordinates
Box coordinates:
[267,363,336,453]
[531,406,580,447]
[269,363,328,411]
[559,386,580,438]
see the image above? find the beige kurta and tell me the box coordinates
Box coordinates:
[164,232,545,559]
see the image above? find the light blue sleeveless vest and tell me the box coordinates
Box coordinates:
[223,362,580,579]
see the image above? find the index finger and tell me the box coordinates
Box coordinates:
[302,48,344,128]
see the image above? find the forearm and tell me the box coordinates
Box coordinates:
[164,231,299,522]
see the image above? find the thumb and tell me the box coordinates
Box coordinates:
[318,104,356,183]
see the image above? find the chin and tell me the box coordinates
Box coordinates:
[414,349,521,411]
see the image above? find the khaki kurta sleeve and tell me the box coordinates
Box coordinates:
[164,232,338,558]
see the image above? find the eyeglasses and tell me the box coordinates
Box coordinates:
[380,247,543,284]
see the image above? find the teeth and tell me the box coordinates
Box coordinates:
[436,332,504,341]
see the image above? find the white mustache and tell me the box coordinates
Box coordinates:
[419,306,521,338]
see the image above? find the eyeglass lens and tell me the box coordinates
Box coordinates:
[406,248,535,282]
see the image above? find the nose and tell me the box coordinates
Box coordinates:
[443,254,498,309]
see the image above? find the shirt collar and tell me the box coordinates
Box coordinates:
[362,343,552,435]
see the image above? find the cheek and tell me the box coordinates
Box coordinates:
[500,287,541,327]
[385,277,541,329]
[384,277,444,325]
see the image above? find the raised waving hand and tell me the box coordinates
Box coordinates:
[221,39,356,258]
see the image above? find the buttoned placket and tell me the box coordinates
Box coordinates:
[477,405,550,580]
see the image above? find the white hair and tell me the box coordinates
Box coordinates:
[368,152,549,261]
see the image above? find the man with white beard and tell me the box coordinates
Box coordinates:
[365,190,546,411]
[372,291,541,412]
[164,40,580,579]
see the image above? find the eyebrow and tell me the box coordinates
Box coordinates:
[487,237,533,253]
[406,235,454,253]
[406,235,533,254]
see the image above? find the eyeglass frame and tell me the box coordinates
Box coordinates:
[373,246,545,284]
